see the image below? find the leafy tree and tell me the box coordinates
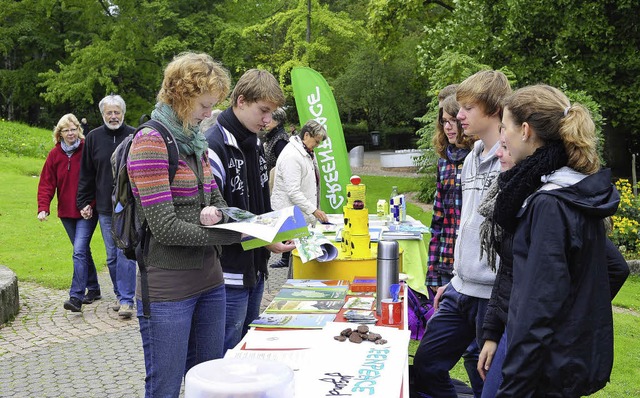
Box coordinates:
[333,39,426,131]
[229,0,365,90]
[368,0,452,51]
[38,0,214,123]
[419,0,639,152]
[0,0,85,124]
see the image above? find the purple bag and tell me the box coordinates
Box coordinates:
[407,287,435,340]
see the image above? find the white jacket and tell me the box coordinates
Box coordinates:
[271,135,319,225]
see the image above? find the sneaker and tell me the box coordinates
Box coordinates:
[270,259,289,269]
[63,297,82,312]
[118,303,134,319]
[111,300,121,312]
[82,290,102,304]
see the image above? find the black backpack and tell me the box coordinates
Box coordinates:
[110,119,178,317]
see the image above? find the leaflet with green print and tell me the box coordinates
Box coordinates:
[203,205,309,250]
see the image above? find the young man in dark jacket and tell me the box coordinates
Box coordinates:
[205,69,295,351]
[76,94,136,319]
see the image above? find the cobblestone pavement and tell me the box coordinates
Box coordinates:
[0,151,418,397]
[0,256,289,398]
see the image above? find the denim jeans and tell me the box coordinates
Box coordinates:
[224,272,265,352]
[98,213,136,305]
[60,216,99,300]
[137,284,226,398]
[481,332,507,398]
[413,284,489,398]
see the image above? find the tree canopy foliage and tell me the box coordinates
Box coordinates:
[1,0,638,168]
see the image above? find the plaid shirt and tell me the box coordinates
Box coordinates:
[426,146,468,287]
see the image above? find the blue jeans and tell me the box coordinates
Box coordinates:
[60,216,99,300]
[98,213,136,305]
[413,284,489,398]
[137,284,226,398]
[481,332,507,398]
[224,272,265,352]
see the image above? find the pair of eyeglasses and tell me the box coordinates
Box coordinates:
[104,110,122,116]
[440,118,457,126]
[61,128,78,134]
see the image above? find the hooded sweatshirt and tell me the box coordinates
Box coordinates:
[205,107,271,288]
[450,139,501,299]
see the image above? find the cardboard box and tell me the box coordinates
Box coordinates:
[350,276,377,292]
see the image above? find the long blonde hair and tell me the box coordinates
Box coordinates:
[503,84,600,174]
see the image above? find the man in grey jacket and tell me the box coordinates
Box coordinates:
[413,70,512,398]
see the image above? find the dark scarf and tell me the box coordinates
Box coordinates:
[478,179,502,271]
[494,140,568,234]
[447,144,469,163]
[302,139,315,160]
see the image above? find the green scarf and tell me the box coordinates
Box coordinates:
[151,102,208,159]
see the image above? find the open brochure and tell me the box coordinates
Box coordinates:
[294,232,339,263]
[202,205,310,250]
[264,299,344,313]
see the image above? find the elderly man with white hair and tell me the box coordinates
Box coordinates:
[76,94,137,319]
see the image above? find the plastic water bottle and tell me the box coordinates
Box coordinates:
[390,186,398,203]
[389,186,399,223]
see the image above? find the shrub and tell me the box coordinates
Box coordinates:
[610,179,640,254]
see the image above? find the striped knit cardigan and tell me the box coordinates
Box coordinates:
[127,128,240,270]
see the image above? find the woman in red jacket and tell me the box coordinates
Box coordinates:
[38,113,101,312]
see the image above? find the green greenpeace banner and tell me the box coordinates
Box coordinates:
[291,67,351,212]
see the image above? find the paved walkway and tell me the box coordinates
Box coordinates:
[0,151,421,397]
[0,256,290,398]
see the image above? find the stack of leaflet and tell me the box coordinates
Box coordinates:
[250,280,349,329]
[341,296,376,324]
[343,310,377,324]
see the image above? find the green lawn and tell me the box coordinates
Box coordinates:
[408,277,640,397]
[1,119,638,396]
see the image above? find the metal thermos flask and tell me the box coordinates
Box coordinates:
[376,240,399,315]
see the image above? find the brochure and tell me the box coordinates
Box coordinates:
[335,227,382,242]
[203,205,310,250]
[264,299,345,313]
[224,348,309,371]
[381,230,423,240]
[274,288,347,301]
[343,309,378,324]
[281,279,350,289]
[343,296,375,310]
[248,313,336,329]
[294,232,339,263]
[240,329,321,350]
